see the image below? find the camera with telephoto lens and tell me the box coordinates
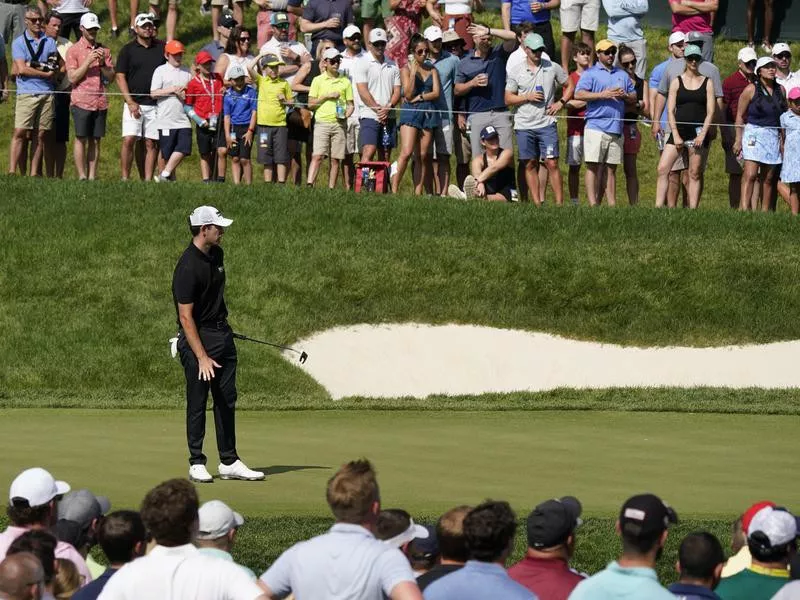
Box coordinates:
[30,53,59,73]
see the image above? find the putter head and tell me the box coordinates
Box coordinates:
[299,351,308,364]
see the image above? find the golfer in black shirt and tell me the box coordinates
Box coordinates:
[172,206,264,483]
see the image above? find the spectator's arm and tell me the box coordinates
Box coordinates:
[426,67,440,102]
[300,16,337,32]
[356,81,379,109]
[682,0,717,11]
[563,75,585,110]
[279,63,300,77]
[427,0,443,25]
[115,72,138,106]
[0,55,7,99]
[389,83,401,107]
[292,61,311,93]
[476,147,514,182]
[733,84,754,151]
[389,582,423,600]
[13,57,53,78]
[666,77,680,141]
[698,73,715,139]
[640,79,650,116]
[500,1,511,32]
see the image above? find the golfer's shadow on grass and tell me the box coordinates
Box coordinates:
[255,465,331,476]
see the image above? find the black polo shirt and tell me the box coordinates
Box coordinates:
[172,243,228,329]
[115,39,166,106]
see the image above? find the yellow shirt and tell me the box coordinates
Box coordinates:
[309,72,353,124]
[255,74,291,126]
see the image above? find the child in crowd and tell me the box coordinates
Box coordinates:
[184,50,226,183]
[223,63,259,184]
[150,40,193,182]
[307,48,354,189]
[781,87,800,215]
[564,42,590,205]
[249,52,293,183]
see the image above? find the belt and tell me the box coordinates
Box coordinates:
[198,320,229,330]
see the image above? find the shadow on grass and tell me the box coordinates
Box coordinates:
[258,465,331,476]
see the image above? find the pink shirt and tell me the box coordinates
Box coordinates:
[669,0,713,34]
[0,526,93,586]
[65,36,113,111]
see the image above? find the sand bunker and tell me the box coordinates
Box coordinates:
[287,324,800,400]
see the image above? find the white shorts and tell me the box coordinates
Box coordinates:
[560,0,600,33]
[584,128,622,165]
[122,103,159,140]
[566,134,583,166]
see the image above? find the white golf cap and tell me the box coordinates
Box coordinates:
[423,25,442,42]
[227,63,246,79]
[756,56,776,72]
[383,518,429,548]
[772,42,791,56]
[134,12,155,27]
[80,12,101,30]
[9,468,70,508]
[369,28,388,43]
[322,47,340,60]
[197,500,245,540]
[737,47,758,63]
[189,206,233,227]
[343,24,360,39]
[668,31,687,46]
[747,506,798,547]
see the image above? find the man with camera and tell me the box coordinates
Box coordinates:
[9,7,60,177]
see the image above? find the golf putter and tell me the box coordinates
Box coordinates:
[232,332,308,364]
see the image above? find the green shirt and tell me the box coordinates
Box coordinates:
[255,74,291,126]
[716,566,789,600]
[309,72,353,124]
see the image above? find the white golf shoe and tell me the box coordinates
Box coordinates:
[218,460,265,481]
[189,464,213,483]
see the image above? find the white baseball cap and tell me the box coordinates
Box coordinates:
[197,500,245,540]
[369,28,388,43]
[423,25,442,42]
[9,468,70,508]
[383,518,429,548]
[668,31,687,46]
[189,206,233,227]
[747,506,798,547]
[343,24,360,39]
[227,63,246,79]
[80,13,101,30]
[756,56,777,73]
[322,47,340,60]
[772,42,791,56]
[737,47,758,63]
[134,12,155,27]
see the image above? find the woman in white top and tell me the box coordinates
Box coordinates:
[215,26,255,86]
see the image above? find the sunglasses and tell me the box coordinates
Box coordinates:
[599,49,616,56]
[672,41,686,48]
[347,35,362,40]
[686,55,702,62]
[775,52,791,60]
[27,17,43,23]
[621,59,636,68]
[415,49,428,55]
[328,57,341,63]
[239,36,250,41]
[372,41,386,47]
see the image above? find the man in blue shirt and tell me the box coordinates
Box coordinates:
[667,532,725,600]
[9,6,59,177]
[501,0,558,57]
[455,22,517,158]
[574,38,636,206]
[299,0,353,54]
[424,500,536,600]
[569,493,677,600]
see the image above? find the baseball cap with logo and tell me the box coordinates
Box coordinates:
[259,53,285,68]
[227,63,246,79]
[197,500,245,540]
[772,42,791,57]
[595,39,616,53]
[524,33,546,51]
[195,50,214,65]
[738,47,758,64]
[369,28,388,44]
[9,468,70,508]
[684,44,703,59]
[270,11,289,26]
[741,501,776,533]
[748,506,798,548]
[668,31,687,47]
[480,126,499,140]
[323,47,340,60]
[527,496,583,549]
[58,490,111,528]
[423,26,443,42]
[189,206,233,227]
[343,24,361,39]
[218,12,237,29]
[165,40,185,55]
[442,30,463,46]
[134,12,155,27]
[80,13,101,30]
[619,493,678,539]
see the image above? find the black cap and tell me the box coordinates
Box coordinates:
[527,496,582,549]
[408,526,439,558]
[219,13,237,29]
[619,494,678,539]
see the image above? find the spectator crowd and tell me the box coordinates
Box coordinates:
[1,462,799,600]
[1,0,800,211]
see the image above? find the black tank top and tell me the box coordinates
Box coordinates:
[674,75,709,139]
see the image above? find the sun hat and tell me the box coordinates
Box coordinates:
[595,39,616,52]
[227,63,246,79]
[369,28,388,43]
[737,47,758,64]
[9,468,70,508]
[134,12,155,27]
[756,56,777,73]
[619,493,678,539]
[741,501,776,533]
[165,39,185,55]
[195,50,214,65]
[772,42,791,57]
[189,206,233,227]
[343,24,361,39]
[423,25,442,42]
[80,13,100,30]
[197,500,244,540]
[668,31,687,46]
[527,496,583,549]
[524,33,546,51]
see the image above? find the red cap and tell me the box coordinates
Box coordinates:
[195,50,214,65]
[742,501,776,533]
[165,39,185,55]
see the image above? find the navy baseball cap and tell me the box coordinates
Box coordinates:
[619,494,678,539]
[480,126,499,140]
[527,496,582,549]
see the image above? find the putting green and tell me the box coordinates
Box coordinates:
[2,409,796,518]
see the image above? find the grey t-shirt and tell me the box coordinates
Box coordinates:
[657,58,722,132]
[505,58,568,130]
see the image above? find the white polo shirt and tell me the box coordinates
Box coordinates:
[777,70,800,96]
[96,544,263,600]
[150,63,193,131]
[339,48,366,118]
[260,523,416,600]
[353,52,401,121]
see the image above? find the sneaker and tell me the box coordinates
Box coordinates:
[463,175,478,199]
[762,41,773,54]
[189,464,213,483]
[111,27,120,38]
[218,460,265,481]
[447,184,466,200]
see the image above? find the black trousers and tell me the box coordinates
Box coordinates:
[178,326,239,466]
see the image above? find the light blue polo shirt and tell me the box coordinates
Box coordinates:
[11,31,58,94]
[424,561,538,600]
[432,51,460,121]
[602,0,648,43]
[568,561,675,600]
[575,63,634,135]
[261,523,416,600]
[649,58,670,130]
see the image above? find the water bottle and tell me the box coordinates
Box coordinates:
[381,124,391,148]
[336,98,346,120]
[535,85,544,102]
[361,166,369,190]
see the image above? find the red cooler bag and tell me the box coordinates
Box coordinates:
[355,161,391,193]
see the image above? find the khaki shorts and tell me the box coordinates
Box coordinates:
[15,94,54,131]
[584,128,622,165]
[313,121,346,160]
[560,0,600,33]
[345,115,360,155]
[453,123,471,165]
